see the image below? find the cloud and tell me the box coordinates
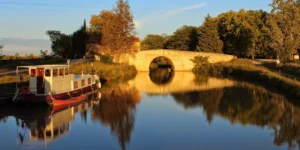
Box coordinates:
[134,2,207,29]
[134,20,142,29]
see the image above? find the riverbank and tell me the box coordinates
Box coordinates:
[69,61,137,82]
[193,58,300,98]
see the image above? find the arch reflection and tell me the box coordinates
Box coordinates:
[149,68,174,85]
[149,56,175,85]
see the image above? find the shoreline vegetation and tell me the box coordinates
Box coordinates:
[69,61,137,83]
[192,58,300,98]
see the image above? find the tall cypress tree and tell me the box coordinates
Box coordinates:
[72,20,88,58]
[112,0,136,54]
[197,15,223,53]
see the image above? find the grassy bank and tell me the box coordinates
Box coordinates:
[193,58,300,98]
[263,62,300,79]
[69,61,137,82]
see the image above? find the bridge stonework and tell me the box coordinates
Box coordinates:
[117,49,234,71]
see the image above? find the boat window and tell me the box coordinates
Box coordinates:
[81,80,85,86]
[59,68,64,76]
[65,68,69,75]
[53,69,58,77]
[74,81,78,89]
[45,69,51,77]
[88,78,91,84]
[30,69,36,77]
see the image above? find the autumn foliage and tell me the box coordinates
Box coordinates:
[89,0,137,57]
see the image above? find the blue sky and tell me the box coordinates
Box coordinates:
[0,0,272,55]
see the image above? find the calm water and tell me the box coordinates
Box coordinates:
[0,71,299,150]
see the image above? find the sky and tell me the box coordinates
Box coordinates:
[0,0,272,55]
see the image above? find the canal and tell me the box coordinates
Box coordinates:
[0,70,299,150]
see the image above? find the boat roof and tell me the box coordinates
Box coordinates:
[17,65,69,69]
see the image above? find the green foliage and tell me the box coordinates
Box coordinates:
[217,10,269,58]
[192,56,209,67]
[46,30,72,58]
[266,0,300,62]
[197,15,223,53]
[165,25,198,51]
[46,20,88,59]
[141,34,168,50]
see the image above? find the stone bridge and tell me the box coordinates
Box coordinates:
[118,49,234,71]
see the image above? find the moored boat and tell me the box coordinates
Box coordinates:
[13,64,101,106]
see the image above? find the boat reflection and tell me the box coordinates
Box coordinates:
[0,92,101,147]
[92,83,141,150]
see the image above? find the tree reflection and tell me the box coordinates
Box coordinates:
[173,82,300,149]
[91,84,141,150]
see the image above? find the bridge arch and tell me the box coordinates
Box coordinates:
[117,49,234,71]
[149,56,175,71]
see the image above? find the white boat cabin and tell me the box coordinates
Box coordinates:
[17,65,98,95]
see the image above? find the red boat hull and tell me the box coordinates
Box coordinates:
[14,84,99,106]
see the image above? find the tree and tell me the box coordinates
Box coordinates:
[0,45,3,58]
[217,10,270,58]
[165,25,198,51]
[141,34,167,50]
[197,15,223,53]
[267,0,300,62]
[40,50,48,58]
[72,20,88,58]
[90,0,136,57]
[46,30,72,58]
[14,53,20,60]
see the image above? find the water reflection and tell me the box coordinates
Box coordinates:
[173,81,300,149]
[129,72,235,94]
[1,72,300,149]
[92,84,141,150]
[0,97,99,148]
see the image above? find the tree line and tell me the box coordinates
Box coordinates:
[47,0,136,60]
[46,20,88,59]
[0,45,49,60]
[142,0,300,62]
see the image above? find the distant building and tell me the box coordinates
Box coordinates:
[132,37,141,52]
